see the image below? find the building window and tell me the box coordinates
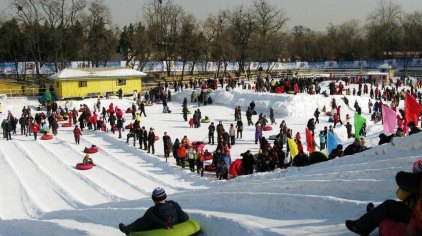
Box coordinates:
[117,79,126,86]
[79,81,87,87]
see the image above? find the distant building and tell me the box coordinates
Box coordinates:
[49,68,146,99]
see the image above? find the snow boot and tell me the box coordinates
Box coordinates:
[345,220,367,236]
[118,223,129,236]
[366,202,374,213]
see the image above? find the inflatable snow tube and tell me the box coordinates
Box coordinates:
[200,119,210,123]
[126,108,133,114]
[76,163,94,170]
[204,154,213,161]
[268,135,277,140]
[379,219,407,236]
[262,126,273,131]
[84,147,98,154]
[125,123,133,129]
[325,111,332,116]
[41,134,53,140]
[204,164,217,171]
[62,123,72,127]
[155,135,159,141]
[229,159,242,178]
[191,141,205,150]
[129,219,200,236]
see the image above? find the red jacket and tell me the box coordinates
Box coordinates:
[73,127,82,137]
[333,114,340,122]
[31,123,39,133]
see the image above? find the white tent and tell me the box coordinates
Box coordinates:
[377,63,393,69]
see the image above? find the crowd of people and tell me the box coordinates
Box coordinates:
[1,73,422,235]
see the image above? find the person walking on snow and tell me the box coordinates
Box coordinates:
[73,125,82,144]
[147,128,156,154]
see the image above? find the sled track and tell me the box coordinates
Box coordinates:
[76,133,180,192]
[0,147,34,219]
[26,139,120,204]
[1,140,75,215]
[58,137,152,196]
[47,136,146,200]
[80,130,208,189]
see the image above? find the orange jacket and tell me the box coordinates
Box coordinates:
[177,146,186,158]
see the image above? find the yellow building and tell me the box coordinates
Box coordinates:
[49,68,146,99]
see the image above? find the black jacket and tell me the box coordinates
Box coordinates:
[143,200,189,230]
[343,143,362,156]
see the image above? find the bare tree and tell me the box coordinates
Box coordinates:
[226,6,255,74]
[144,0,183,76]
[251,0,288,63]
[366,0,402,58]
[204,12,233,78]
[400,11,422,75]
[85,0,116,67]
[10,0,44,77]
[39,0,86,71]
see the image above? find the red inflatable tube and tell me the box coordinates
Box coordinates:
[125,123,133,129]
[126,108,133,114]
[326,111,332,116]
[41,134,54,140]
[379,219,407,236]
[262,126,273,131]
[76,163,94,170]
[62,123,72,127]
[229,159,242,178]
[84,147,98,154]
[204,164,217,171]
[155,136,159,141]
[204,154,213,161]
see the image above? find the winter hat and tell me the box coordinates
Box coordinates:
[152,187,167,201]
[413,159,422,174]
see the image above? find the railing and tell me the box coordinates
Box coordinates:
[0,88,41,97]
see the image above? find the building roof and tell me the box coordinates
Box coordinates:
[49,68,147,80]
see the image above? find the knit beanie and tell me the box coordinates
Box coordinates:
[152,187,167,201]
[413,159,422,174]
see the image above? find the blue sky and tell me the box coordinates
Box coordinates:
[1,0,421,31]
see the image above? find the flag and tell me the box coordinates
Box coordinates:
[288,138,299,158]
[354,113,366,139]
[382,105,397,134]
[327,132,338,155]
[405,93,422,127]
[305,128,314,153]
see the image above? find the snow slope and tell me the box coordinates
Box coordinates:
[0,84,421,236]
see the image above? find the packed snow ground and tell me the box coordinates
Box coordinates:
[0,82,421,236]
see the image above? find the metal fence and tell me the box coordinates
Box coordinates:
[0,88,41,97]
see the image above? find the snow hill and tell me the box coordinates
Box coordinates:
[0,83,421,236]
